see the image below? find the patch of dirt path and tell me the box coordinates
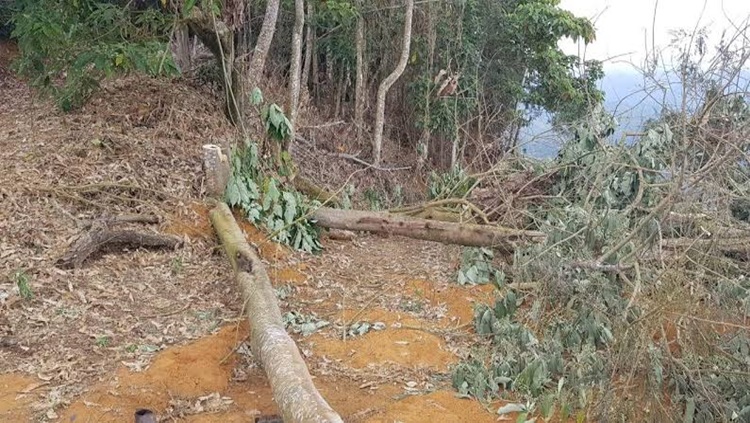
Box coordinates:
[0,50,506,422]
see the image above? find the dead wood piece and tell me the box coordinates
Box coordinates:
[209,202,343,423]
[311,207,545,251]
[325,229,356,241]
[57,230,181,269]
[80,214,160,229]
[203,144,231,199]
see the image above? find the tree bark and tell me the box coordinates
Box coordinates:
[354,2,366,140]
[417,0,436,170]
[170,25,192,74]
[57,228,181,269]
[204,146,342,422]
[372,0,414,166]
[289,0,305,145]
[311,207,544,251]
[301,0,314,96]
[185,8,242,124]
[203,144,231,198]
[210,203,343,423]
[247,0,281,90]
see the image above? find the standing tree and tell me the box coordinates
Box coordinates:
[288,0,305,144]
[247,0,281,91]
[353,0,366,141]
[372,0,414,166]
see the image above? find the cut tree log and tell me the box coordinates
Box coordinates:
[209,203,343,423]
[311,207,545,251]
[56,219,181,269]
[203,144,342,422]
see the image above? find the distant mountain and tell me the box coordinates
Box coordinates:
[520,68,750,159]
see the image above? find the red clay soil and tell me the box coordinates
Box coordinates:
[0,323,499,423]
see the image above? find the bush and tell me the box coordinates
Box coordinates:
[11,0,177,110]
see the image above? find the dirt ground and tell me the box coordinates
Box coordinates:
[0,42,509,422]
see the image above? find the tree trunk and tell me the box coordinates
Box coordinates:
[417,0,436,170]
[334,66,348,118]
[247,0,281,90]
[451,97,460,168]
[311,207,545,251]
[372,0,414,166]
[170,24,192,74]
[288,0,305,146]
[312,28,319,98]
[210,203,343,423]
[185,8,242,125]
[301,0,314,96]
[325,45,333,84]
[354,3,366,140]
[203,145,343,423]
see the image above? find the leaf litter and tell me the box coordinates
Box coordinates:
[0,57,516,422]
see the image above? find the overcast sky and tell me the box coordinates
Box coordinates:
[558,0,750,72]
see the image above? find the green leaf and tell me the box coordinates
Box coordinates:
[250,87,264,106]
[182,0,197,17]
[283,191,297,224]
[498,403,526,415]
[683,398,695,423]
[225,178,241,206]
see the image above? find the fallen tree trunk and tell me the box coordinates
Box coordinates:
[311,207,545,251]
[204,144,342,422]
[209,203,343,423]
[210,203,343,423]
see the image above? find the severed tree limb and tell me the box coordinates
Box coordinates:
[310,207,545,252]
[209,202,343,423]
[56,228,181,269]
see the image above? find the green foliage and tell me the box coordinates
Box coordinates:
[428,165,476,200]
[11,0,176,111]
[363,188,382,211]
[391,185,404,208]
[346,320,386,338]
[261,103,293,142]
[455,290,611,412]
[95,335,110,347]
[282,311,330,336]
[12,269,33,300]
[456,247,505,287]
[473,0,603,132]
[340,184,355,210]
[554,123,673,211]
[313,0,358,75]
[170,256,184,275]
[225,144,322,253]
[456,109,750,420]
